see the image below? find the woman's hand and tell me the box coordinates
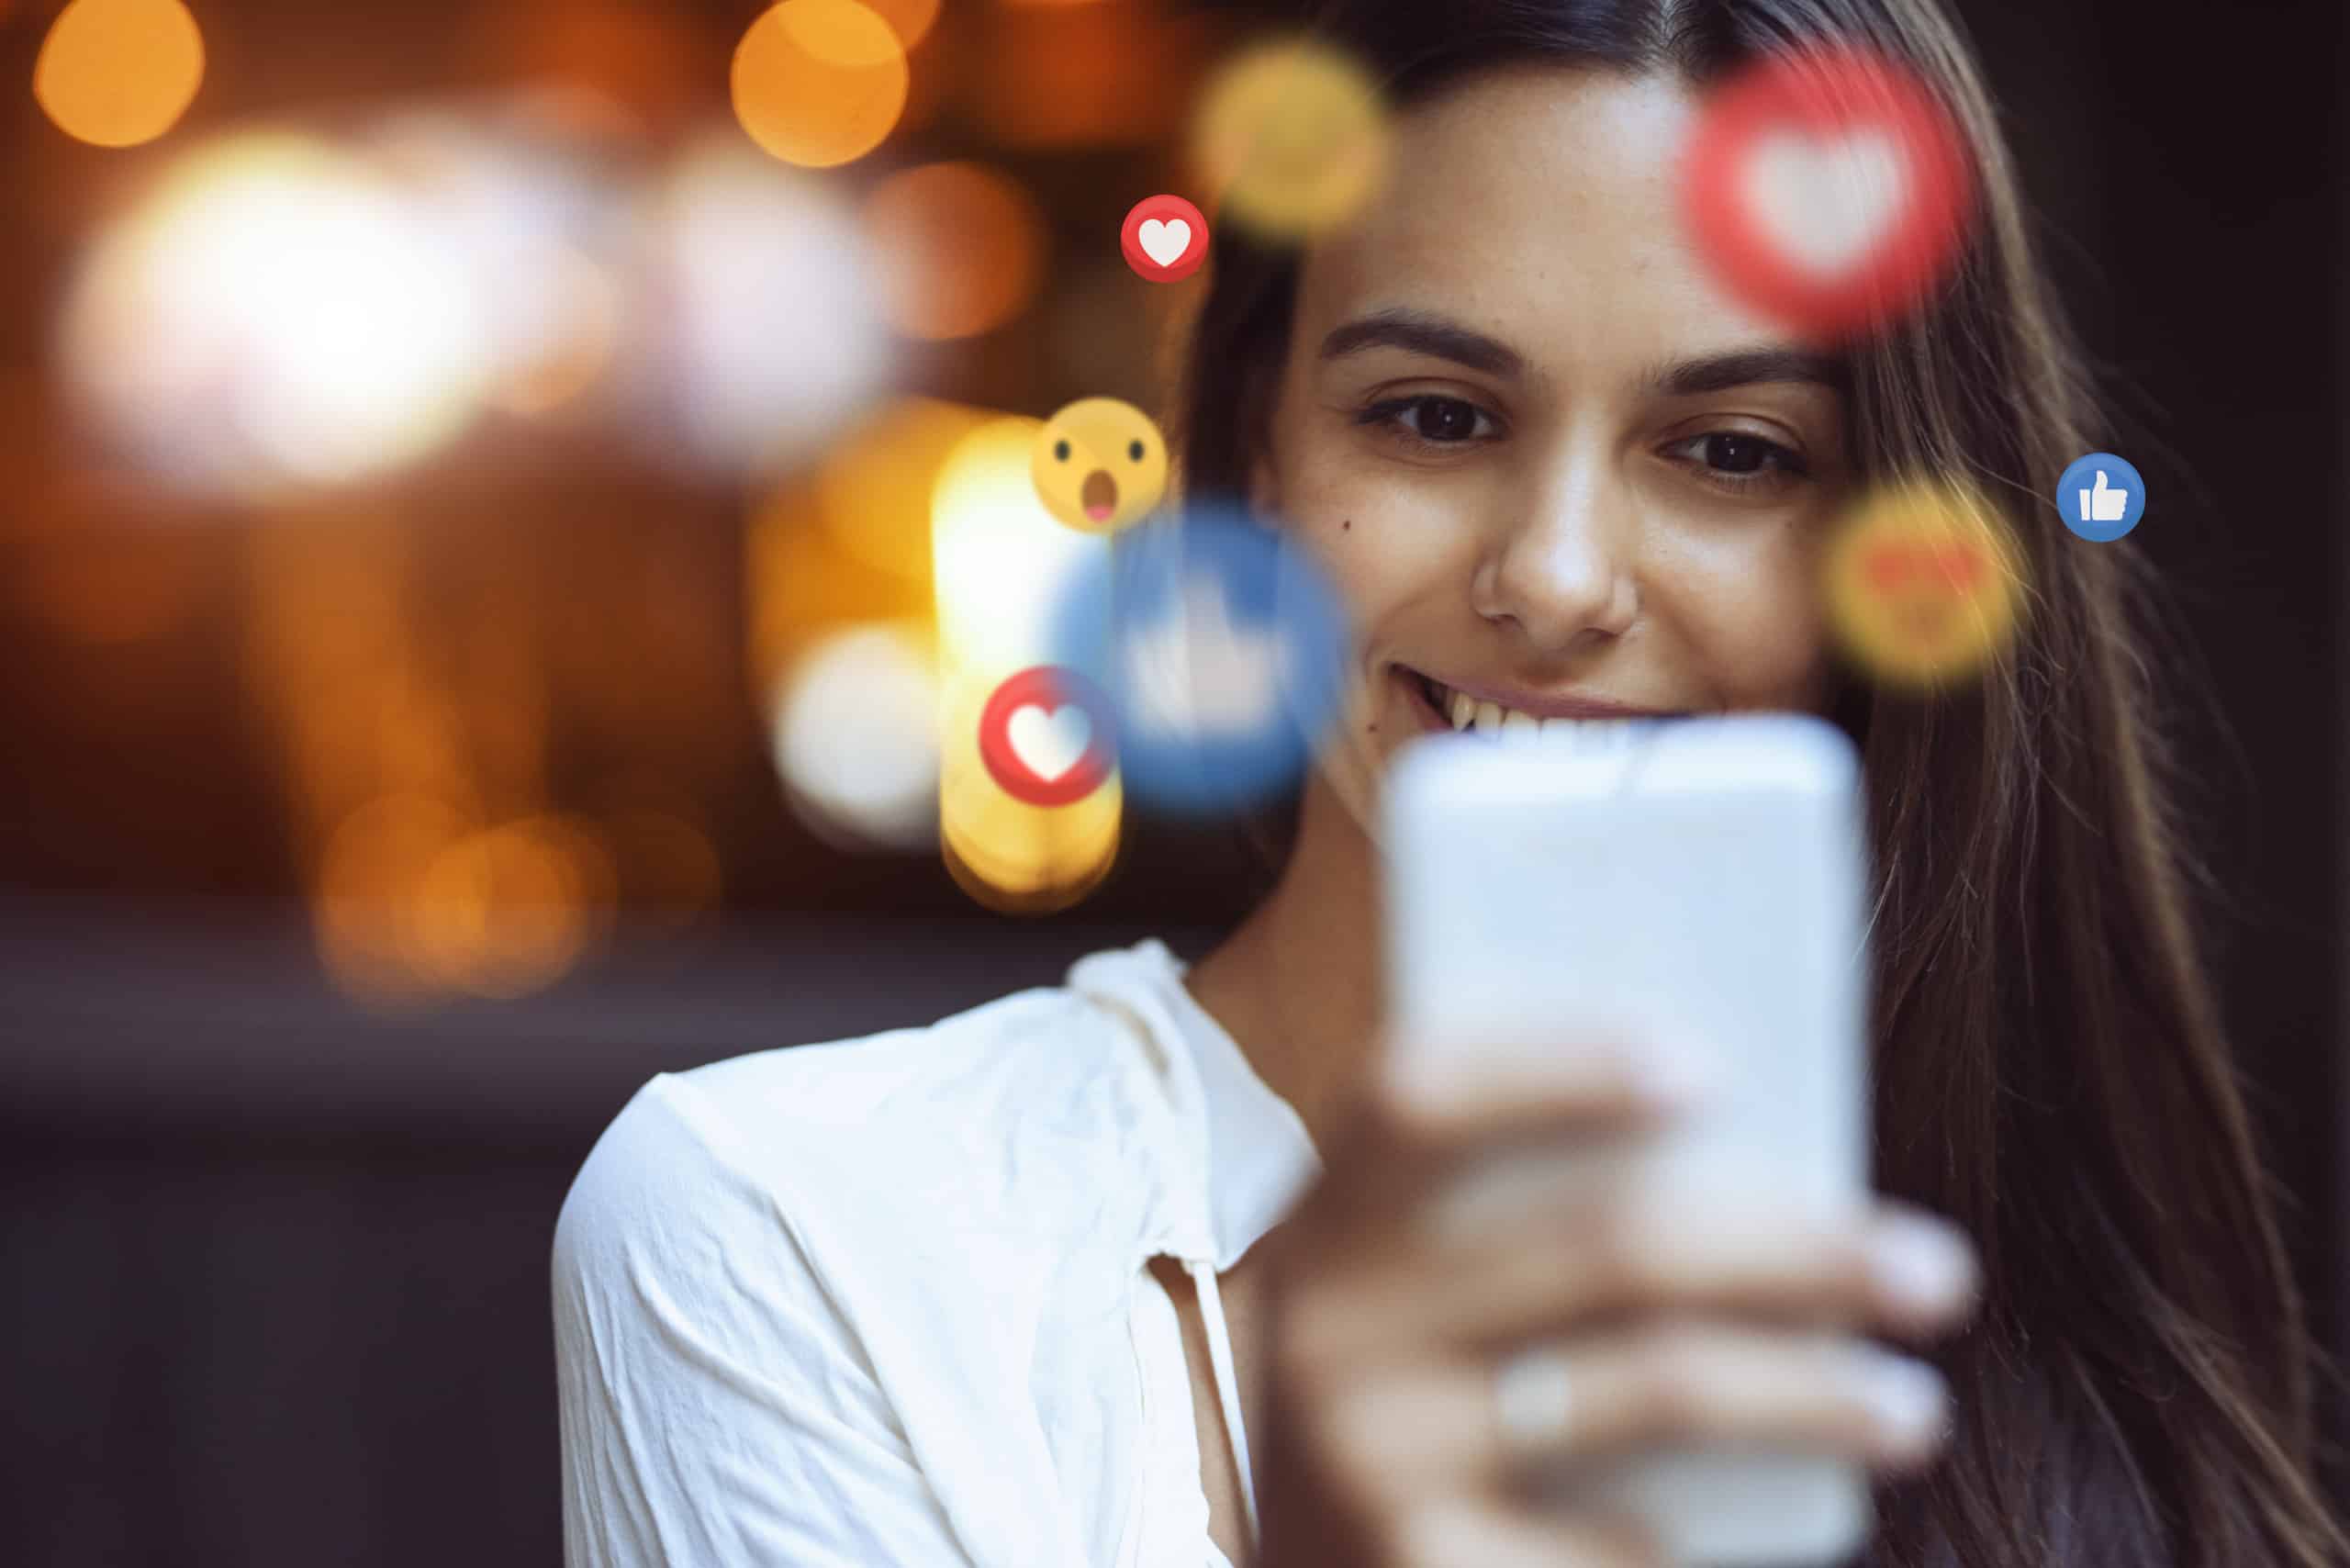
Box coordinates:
[1253,1039,1980,1568]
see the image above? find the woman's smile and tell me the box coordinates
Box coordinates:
[1386,662,1688,738]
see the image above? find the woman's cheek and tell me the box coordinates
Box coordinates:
[1279,460,1470,631]
[1674,551,1833,709]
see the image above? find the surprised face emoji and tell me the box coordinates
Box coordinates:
[1032,398,1169,535]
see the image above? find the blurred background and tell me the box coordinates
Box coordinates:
[0,0,2341,1562]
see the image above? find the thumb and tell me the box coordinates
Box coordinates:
[2093,470,2111,494]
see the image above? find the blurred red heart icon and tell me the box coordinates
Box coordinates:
[1681,46,1973,341]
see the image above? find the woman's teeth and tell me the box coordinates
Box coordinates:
[1431,680,1652,744]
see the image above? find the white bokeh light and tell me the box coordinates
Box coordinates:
[772,622,941,852]
[630,139,893,476]
[60,132,493,497]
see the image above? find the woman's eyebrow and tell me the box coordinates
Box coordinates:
[1316,308,1526,379]
[1647,347,1850,397]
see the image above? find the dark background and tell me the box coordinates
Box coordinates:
[2,0,2344,1563]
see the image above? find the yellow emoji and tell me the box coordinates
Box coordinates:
[1824,482,2024,689]
[1031,398,1169,534]
[1191,39,1392,241]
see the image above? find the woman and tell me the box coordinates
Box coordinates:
[554,0,2345,1563]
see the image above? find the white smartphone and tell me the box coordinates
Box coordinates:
[1383,714,1871,1568]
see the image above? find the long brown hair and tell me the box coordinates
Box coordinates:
[1172,2,2345,1562]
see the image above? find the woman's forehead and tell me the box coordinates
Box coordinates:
[1294,65,1785,374]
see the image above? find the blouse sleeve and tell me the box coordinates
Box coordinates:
[552,1075,975,1568]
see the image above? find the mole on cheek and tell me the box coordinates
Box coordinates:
[1341,519,1352,532]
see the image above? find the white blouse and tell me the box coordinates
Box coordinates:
[553,939,1324,1567]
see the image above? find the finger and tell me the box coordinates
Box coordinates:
[1308,1326,1950,1488]
[1383,1496,1665,1568]
[1377,1035,1719,1142]
[1286,1200,1977,1362]
[1305,1050,1705,1247]
[1493,1325,1950,1473]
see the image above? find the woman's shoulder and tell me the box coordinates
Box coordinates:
[553,944,1188,1293]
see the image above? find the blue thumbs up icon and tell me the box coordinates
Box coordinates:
[2057,452,2145,543]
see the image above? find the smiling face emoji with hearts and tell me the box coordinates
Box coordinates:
[1032,398,1169,535]
[1824,483,2023,688]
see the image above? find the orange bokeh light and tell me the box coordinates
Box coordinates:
[34,0,205,149]
[971,3,1211,149]
[813,397,993,581]
[862,0,941,50]
[408,817,613,999]
[861,162,1046,342]
[468,2,712,134]
[315,794,473,1007]
[732,0,908,169]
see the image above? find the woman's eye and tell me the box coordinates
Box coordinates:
[1356,395,1498,447]
[1664,430,1809,487]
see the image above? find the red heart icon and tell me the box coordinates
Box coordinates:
[1681,46,1973,342]
[1120,194,1210,283]
[978,666,1118,807]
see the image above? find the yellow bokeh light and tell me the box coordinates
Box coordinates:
[861,162,1046,342]
[816,397,994,582]
[1191,38,1392,240]
[932,418,1121,911]
[35,0,206,150]
[732,0,908,169]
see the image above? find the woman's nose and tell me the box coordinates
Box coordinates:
[1469,468,1639,654]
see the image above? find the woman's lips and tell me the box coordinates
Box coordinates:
[1390,666,1685,737]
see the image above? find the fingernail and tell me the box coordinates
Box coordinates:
[1870,1216,1976,1319]
[1859,1352,1948,1448]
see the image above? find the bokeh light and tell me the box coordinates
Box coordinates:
[630,140,893,475]
[314,798,619,1006]
[59,132,491,498]
[364,112,628,419]
[1190,38,1392,241]
[489,244,621,416]
[315,793,473,1007]
[861,162,1046,341]
[731,0,909,169]
[34,0,206,149]
[815,397,994,580]
[466,1,711,135]
[932,418,1121,911]
[408,816,613,1000]
[971,0,1203,150]
[862,0,941,51]
[772,622,942,852]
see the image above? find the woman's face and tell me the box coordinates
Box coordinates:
[1255,66,1852,801]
